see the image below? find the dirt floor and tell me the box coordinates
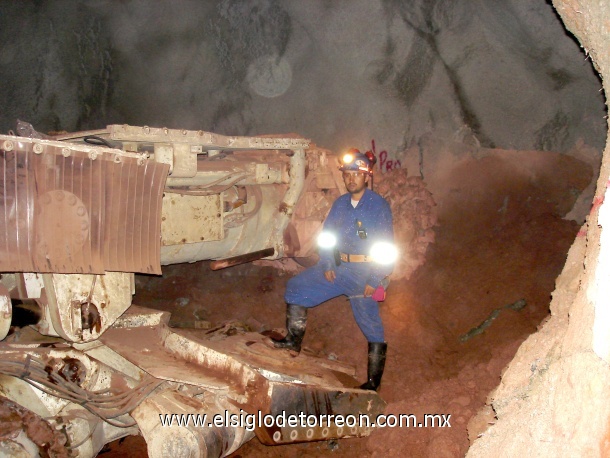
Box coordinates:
[101,149,593,457]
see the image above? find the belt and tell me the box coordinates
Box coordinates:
[339,252,372,263]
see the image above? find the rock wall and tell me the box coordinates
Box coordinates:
[467,0,610,455]
[0,0,605,159]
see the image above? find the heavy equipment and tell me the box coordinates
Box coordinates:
[0,125,385,457]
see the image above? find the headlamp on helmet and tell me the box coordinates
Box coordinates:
[339,149,371,174]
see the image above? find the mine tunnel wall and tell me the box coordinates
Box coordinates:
[468,0,610,455]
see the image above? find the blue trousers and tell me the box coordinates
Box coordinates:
[284,263,384,342]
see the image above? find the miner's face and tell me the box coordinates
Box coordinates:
[342,171,369,195]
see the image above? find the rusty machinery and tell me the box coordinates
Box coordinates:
[0,126,384,457]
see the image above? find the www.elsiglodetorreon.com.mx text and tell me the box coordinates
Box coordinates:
[159,410,451,431]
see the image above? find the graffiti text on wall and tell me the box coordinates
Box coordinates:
[368,140,401,174]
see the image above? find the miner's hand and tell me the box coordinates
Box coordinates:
[364,284,375,297]
[324,270,336,283]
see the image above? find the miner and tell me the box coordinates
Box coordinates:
[272,149,396,391]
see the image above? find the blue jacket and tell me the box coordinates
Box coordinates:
[318,188,394,287]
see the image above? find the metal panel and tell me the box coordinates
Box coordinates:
[0,136,169,274]
[103,154,169,274]
[160,193,223,245]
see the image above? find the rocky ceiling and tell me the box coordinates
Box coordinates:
[0,0,606,158]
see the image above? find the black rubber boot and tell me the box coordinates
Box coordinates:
[272,304,307,352]
[359,342,388,391]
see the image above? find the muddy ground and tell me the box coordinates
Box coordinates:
[102,149,593,457]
